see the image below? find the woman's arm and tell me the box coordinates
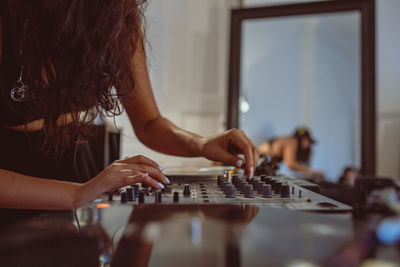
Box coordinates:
[121,37,259,176]
[0,155,168,210]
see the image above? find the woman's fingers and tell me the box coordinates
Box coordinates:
[228,129,254,177]
[122,163,170,185]
[119,155,164,173]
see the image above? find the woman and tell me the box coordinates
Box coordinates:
[258,127,323,176]
[0,0,258,210]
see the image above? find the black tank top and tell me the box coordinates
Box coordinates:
[0,4,46,126]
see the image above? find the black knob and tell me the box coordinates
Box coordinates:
[183,184,191,197]
[121,191,127,203]
[224,184,235,198]
[262,184,272,198]
[292,186,295,194]
[280,184,290,198]
[244,184,254,198]
[232,176,239,185]
[221,181,229,191]
[217,175,224,186]
[127,188,135,201]
[138,191,145,203]
[298,190,302,198]
[155,190,162,203]
[274,182,282,194]
[238,181,247,193]
[235,179,244,189]
[256,182,265,194]
[108,192,113,202]
[132,184,140,196]
[260,175,267,182]
[173,191,179,203]
[265,177,273,184]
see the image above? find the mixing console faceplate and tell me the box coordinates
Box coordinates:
[100,174,352,212]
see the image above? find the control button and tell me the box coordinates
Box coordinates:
[121,191,127,203]
[235,179,245,189]
[239,181,248,193]
[265,177,273,184]
[280,184,290,198]
[127,188,135,201]
[133,184,140,196]
[155,190,162,203]
[243,184,254,198]
[108,192,113,202]
[274,182,282,194]
[173,191,179,203]
[183,184,191,197]
[138,191,145,204]
[224,184,236,198]
[256,182,265,194]
[262,184,272,198]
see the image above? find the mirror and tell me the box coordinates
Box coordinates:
[227,1,375,180]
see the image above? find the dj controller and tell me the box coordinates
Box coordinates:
[102,172,352,212]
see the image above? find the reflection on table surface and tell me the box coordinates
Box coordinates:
[0,204,372,267]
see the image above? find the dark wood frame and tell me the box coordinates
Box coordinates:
[227,0,376,175]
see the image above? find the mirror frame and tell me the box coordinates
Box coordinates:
[227,0,376,175]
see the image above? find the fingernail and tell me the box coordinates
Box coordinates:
[236,160,243,168]
[250,167,254,178]
[165,177,171,184]
[142,173,148,178]
[158,183,165,189]
[158,166,165,173]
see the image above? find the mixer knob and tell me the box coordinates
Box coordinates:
[155,190,162,203]
[183,184,191,197]
[232,176,239,185]
[238,181,247,193]
[108,192,113,202]
[221,181,229,191]
[173,191,180,203]
[138,191,145,204]
[132,184,140,196]
[262,184,272,198]
[224,184,236,198]
[265,177,273,184]
[243,184,254,198]
[292,186,295,194]
[235,179,244,189]
[298,190,302,198]
[121,191,127,203]
[260,175,267,182]
[127,188,135,201]
[256,182,265,194]
[280,184,290,198]
[274,182,282,194]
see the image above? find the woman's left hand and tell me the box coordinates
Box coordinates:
[199,129,259,177]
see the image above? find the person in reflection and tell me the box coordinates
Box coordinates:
[258,127,324,177]
[338,166,360,188]
[0,0,259,210]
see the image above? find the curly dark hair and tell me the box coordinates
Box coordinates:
[0,0,146,152]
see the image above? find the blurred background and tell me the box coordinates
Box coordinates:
[108,0,399,182]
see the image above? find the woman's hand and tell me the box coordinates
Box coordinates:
[75,155,168,206]
[199,129,259,177]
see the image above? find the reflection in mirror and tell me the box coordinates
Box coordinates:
[239,12,361,181]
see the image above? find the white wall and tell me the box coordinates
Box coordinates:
[110,0,239,168]
[376,0,400,179]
